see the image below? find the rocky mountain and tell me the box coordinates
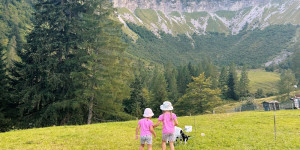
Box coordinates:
[114,0,300,35]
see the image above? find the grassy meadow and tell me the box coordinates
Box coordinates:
[246,69,280,93]
[1,110,300,150]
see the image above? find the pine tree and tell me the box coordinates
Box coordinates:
[175,73,221,116]
[13,0,87,127]
[123,77,147,117]
[70,0,130,124]
[219,66,228,98]
[177,66,191,96]
[0,44,10,131]
[12,0,131,127]
[168,74,179,104]
[292,50,300,84]
[164,63,179,103]
[188,62,197,77]
[150,70,168,117]
[239,65,250,98]
[227,63,239,100]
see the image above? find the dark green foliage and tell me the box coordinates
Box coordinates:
[0,44,10,132]
[291,50,300,84]
[10,0,132,128]
[239,65,250,98]
[277,69,297,99]
[71,0,131,124]
[227,63,239,100]
[176,65,191,96]
[125,23,297,67]
[164,63,179,103]
[123,77,147,117]
[265,65,275,72]
[219,66,228,98]
[255,88,265,98]
[0,0,33,54]
[175,73,221,116]
[12,0,88,127]
[150,68,169,117]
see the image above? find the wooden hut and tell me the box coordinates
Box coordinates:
[262,101,280,111]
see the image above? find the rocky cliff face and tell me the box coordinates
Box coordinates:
[116,0,300,36]
[112,0,271,13]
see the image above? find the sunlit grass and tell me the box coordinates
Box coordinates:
[248,69,280,93]
[1,110,299,150]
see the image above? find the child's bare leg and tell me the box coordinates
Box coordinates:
[169,141,175,150]
[139,144,145,150]
[147,144,152,150]
[162,141,167,150]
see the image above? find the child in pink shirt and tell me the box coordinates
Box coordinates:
[136,108,156,150]
[153,101,178,150]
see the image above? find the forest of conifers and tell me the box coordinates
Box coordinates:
[1,0,300,132]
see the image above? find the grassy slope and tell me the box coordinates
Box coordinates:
[247,69,280,93]
[1,110,300,149]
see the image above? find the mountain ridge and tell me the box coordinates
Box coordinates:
[115,0,300,35]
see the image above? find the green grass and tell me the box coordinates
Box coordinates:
[1,110,300,149]
[215,10,237,20]
[247,69,280,93]
[135,9,159,24]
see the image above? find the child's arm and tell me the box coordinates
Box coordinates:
[174,119,178,126]
[150,126,156,138]
[153,120,162,128]
[135,124,141,140]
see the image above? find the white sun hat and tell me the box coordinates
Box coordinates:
[160,101,173,111]
[143,108,154,117]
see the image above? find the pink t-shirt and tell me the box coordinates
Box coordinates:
[158,113,177,134]
[138,118,154,136]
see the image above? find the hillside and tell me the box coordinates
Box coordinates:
[124,22,297,66]
[116,0,300,67]
[248,69,280,93]
[1,110,299,149]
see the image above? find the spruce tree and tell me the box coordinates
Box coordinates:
[227,63,239,100]
[177,66,191,96]
[123,77,146,117]
[188,62,197,77]
[13,0,87,127]
[292,50,300,84]
[175,73,221,116]
[150,70,168,117]
[0,44,10,131]
[12,0,130,127]
[219,66,228,98]
[70,0,130,124]
[164,63,178,103]
[239,65,250,98]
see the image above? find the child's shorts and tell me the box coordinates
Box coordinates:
[162,133,176,142]
[140,135,152,145]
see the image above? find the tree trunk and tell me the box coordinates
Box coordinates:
[87,96,94,124]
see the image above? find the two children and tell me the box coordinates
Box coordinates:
[136,101,178,150]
